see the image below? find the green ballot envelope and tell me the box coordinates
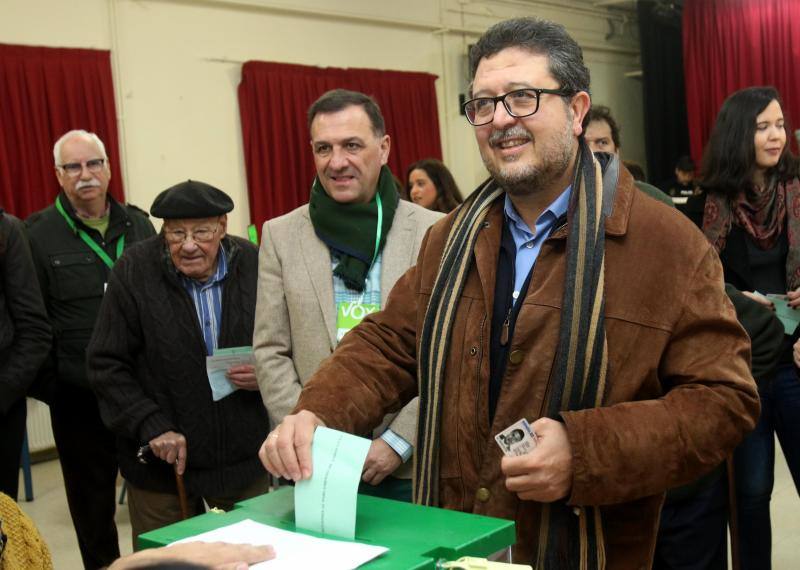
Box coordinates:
[295,427,372,539]
[137,487,516,569]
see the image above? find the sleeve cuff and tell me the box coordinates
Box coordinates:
[138,412,177,445]
[380,429,413,463]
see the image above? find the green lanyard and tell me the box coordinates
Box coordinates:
[55,195,124,270]
[352,192,383,303]
[371,192,383,266]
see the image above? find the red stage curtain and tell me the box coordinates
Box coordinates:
[238,61,442,225]
[683,0,800,165]
[0,44,123,218]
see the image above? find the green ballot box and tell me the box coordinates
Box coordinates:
[138,487,516,569]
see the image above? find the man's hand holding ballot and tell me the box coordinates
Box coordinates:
[259,410,326,482]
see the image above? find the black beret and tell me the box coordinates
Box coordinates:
[150,180,234,219]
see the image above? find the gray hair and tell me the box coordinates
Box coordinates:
[53,129,108,166]
[468,17,591,96]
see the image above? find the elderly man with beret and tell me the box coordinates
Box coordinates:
[87,180,269,543]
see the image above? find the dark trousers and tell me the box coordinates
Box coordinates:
[653,473,728,570]
[127,474,271,548]
[50,384,120,570]
[358,476,413,503]
[733,363,800,570]
[0,397,26,499]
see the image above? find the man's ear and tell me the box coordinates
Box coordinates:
[571,92,592,137]
[218,214,228,239]
[55,168,65,188]
[379,134,391,166]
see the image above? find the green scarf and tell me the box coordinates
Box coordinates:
[415,141,618,569]
[309,165,399,292]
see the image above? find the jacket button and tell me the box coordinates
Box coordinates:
[508,350,524,364]
[476,487,490,502]
[469,346,478,356]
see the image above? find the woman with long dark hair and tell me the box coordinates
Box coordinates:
[701,86,800,569]
[403,158,463,213]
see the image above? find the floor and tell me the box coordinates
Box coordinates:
[16,444,800,569]
[17,460,133,568]
[771,445,800,569]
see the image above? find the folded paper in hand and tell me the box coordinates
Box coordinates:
[206,346,254,401]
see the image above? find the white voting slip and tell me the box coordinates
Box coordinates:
[170,518,388,569]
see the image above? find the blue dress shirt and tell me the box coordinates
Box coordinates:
[503,186,571,304]
[181,246,228,356]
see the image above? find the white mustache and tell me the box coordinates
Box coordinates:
[76,180,101,191]
[488,126,532,147]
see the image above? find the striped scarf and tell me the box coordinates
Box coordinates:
[414,142,617,569]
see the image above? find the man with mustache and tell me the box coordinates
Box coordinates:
[259,18,758,568]
[254,89,441,501]
[87,180,270,545]
[26,129,155,569]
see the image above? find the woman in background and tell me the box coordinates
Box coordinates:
[701,85,800,570]
[404,158,463,213]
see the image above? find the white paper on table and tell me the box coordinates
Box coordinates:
[169,518,388,570]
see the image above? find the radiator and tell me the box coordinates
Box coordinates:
[25,398,55,453]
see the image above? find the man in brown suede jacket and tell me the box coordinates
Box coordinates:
[259,17,759,569]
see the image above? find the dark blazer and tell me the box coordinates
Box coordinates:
[0,212,51,414]
[26,192,155,394]
[716,224,783,292]
[726,284,785,385]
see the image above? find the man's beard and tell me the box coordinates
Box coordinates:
[481,123,575,196]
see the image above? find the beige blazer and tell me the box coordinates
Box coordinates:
[254,199,443,479]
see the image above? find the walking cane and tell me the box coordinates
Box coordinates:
[174,464,190,521]
[138,443,190,520]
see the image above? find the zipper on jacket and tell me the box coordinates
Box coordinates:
[475,312,488,468]
[476,311,487,414]
[499,307,512,346]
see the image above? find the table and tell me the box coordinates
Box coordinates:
[138,487,516,569]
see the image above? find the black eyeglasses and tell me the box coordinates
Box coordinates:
[58,158,106,177]
[462,88,574,126]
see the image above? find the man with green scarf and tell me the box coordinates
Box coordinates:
[254,89,442,502]
[259,20,758,569]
